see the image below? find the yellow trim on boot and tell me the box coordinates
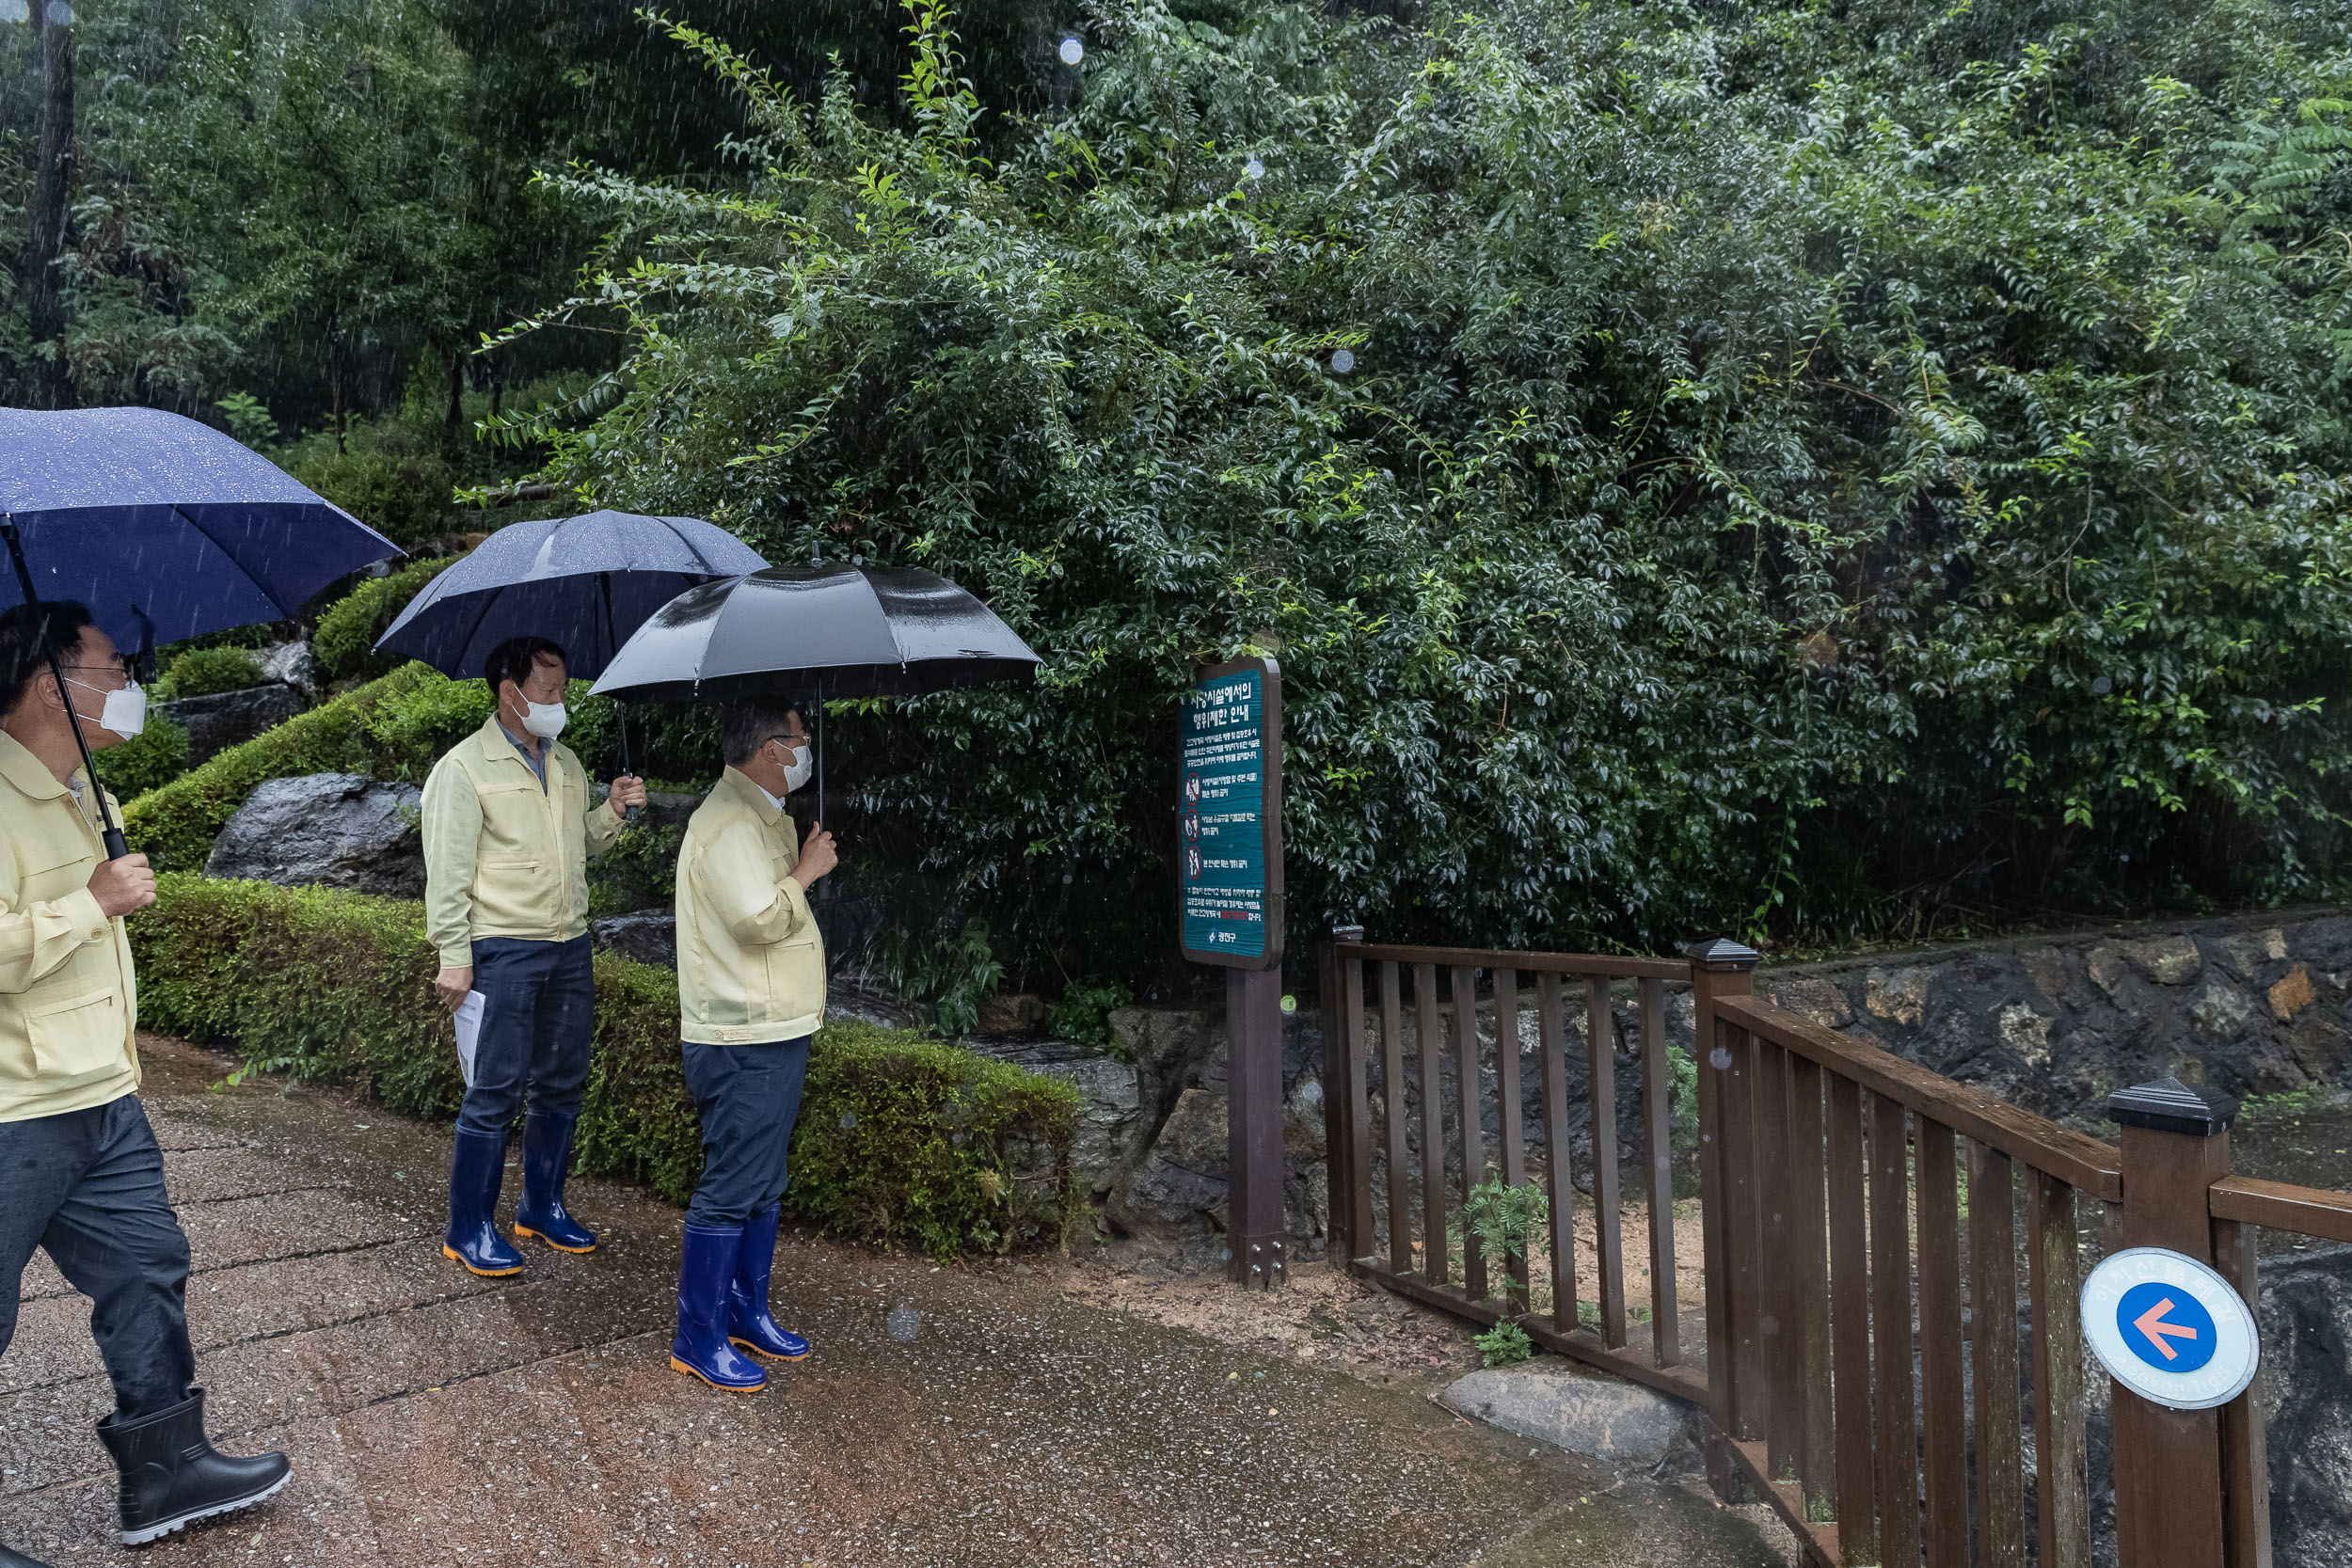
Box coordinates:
[513,1222,596,1255]
[669,1355,766,1392]
[441,1242,523,1277]
[730,1336,812,1362]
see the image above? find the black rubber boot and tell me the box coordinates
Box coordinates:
[94,1388,292,1545]
[0,1540,54,1566]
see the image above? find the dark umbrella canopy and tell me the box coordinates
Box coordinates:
[587,564,1041,703]
[373,509,769,681]
[0,405,399,653]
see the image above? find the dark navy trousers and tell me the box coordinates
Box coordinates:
[0,1094,196,1418]
[456,935,595,1138]
[680,1036,810,1227]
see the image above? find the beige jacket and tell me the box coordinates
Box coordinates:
[675,768,825,1044]
[0,730,138,1122]
[421,716,624,968]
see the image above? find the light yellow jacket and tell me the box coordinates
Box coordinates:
[675,768,825,1044]
[421,716,624,968]
[0,731,138,1122]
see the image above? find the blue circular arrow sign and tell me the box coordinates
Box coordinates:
[2082,1247,2258,1411]
[2114,1280,2217,1372]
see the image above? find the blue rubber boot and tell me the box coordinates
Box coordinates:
[441,1130,524,1276]
[513,1109,597,1254]
[728,1204,812,1361]
[671,1225,766,1392]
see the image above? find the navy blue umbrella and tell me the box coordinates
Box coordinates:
[0,405,400,858]
[373,509,768,682]
[0,406,398,655]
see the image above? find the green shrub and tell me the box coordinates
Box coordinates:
[282,417,458,549]
[1049,980,1131,1047]
[1474,1319,1534,1370]
[91,713,192,803]
[155,645,265,700]
[130,873,1077,1257]
[312,555,460,683]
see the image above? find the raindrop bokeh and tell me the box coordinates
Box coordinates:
[1245,156,1264,181]
[884,1305,922,1342]
[1057,35,1085,66]
[1329,347,1355,374]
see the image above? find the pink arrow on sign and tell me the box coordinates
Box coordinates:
[2133,1296,2200,1361]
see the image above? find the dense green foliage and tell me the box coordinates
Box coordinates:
[155,645,265,700]
[484,0,2352,974]
[311,555,462,683]
[131,873,1078,1254]
[14,0,2352,991]
[90,712,191,803]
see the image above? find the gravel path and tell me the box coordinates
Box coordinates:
[2,1035,1792,1568]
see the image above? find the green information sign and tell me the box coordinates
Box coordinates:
[1178,656,1282,969]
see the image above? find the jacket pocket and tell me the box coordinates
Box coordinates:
[24,987,124,1090]
[760,938,825,1024]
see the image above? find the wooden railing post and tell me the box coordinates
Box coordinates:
[1320,927,1364,1268]
[2106,1078,2234,1568]
[1688,936,1761,1500]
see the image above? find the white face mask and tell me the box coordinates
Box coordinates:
[66,676,147,739]
[775,739,814,793]
[520,699,567,739]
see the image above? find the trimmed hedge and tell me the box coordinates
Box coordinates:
[131,874,1079,1258]
[91,712,192,804]
[311,554,460,683]
[156,646,266,700]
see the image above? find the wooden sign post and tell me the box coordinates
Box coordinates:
[1178,656,1285,1289]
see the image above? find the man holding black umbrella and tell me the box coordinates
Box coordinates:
[666,697,835,1392]
[423,635,646,1276]
[0,603,291,1562]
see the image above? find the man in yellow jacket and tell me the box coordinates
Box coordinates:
[666,696,835,1392]
[0,603,289,1563]
[421,635,644,1275]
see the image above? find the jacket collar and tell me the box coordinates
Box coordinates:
[476,713,555,775]
[0,728,73,802]
[719,767,786,823]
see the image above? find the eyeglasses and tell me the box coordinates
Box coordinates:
[58,659,133,689]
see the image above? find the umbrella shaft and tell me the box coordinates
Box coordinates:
[2,515,130,860]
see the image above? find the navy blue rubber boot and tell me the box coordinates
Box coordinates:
[442,1129,524,1276]
[728,1204,812,1361]
[513,1110,597,1254]
[671,1225,766,1392]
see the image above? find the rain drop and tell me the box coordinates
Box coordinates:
[885,1305,922,1342]
[1709,1046,1733,1071]
[1245,157,1264,181]
[2091,674,2112,694]
[1329,347,1355,373]
[1279,993,1295,1014]
[43,0,71,23]
[1057,35,1084,65]
[0,0,27,23]
[839,1112,857,1132]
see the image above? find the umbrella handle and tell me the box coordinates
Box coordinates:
[2,515,131,860]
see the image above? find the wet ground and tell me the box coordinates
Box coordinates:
[2,1036,1794,1568]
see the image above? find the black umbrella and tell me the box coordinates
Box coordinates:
[373,510,768,809]
[587,562,1041,822]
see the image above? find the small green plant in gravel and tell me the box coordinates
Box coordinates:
[1474,1319,1534,1369]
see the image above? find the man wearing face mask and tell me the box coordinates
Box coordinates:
[666,696,836,1391]
[0,603,292,1562]
[421,635,647,1275]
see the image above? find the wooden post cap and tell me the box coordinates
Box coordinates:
[2107,1076,2232,1136]
[1686,937,1762,972]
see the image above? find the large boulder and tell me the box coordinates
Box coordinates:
[965,1037,1145,1191]
[204,773,423,897]
[158,682,304,766]
[256,640,322,696]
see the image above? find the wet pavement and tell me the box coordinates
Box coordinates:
[3,1036,1794,1567]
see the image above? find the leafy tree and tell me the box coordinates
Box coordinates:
[492,0,2352,987]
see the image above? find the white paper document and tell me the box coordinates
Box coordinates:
[453,990,486,1086]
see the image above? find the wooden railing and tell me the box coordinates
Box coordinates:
[1324,931,2352,1568]
[1320,936,1701,1402]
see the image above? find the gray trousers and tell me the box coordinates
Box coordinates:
[0,1094,196,1418]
